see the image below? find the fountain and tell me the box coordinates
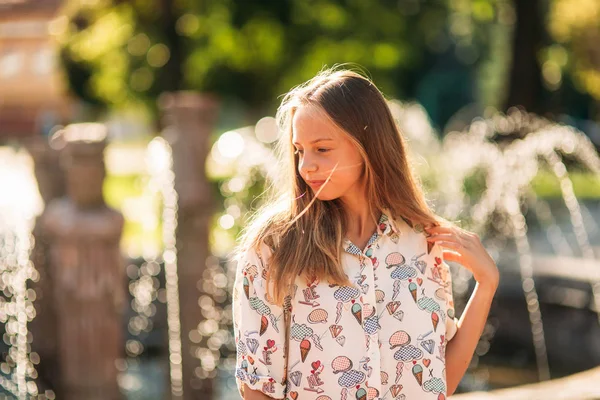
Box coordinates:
[0,146,44,399]
[0,101,598,399]
[215,105,600,397]
[430,108,600,395]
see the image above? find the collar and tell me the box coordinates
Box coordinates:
[378,208,400,236]
[342,209,401,254]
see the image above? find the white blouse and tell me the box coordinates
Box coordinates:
[233,211,459,400]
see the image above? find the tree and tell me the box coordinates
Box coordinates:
[57,0,473,124]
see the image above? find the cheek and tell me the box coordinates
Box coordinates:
[334,155,364,182]
[339,170,364,192]
[322,159,363,190]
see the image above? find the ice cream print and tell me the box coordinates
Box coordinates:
[234,211,459,399]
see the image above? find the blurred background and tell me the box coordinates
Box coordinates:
[0,0,599,399]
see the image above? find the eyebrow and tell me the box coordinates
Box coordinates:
[292,138,334,146]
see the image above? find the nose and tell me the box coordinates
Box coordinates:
[298,152,318,177]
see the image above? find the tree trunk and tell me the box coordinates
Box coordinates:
[504,0,545,113]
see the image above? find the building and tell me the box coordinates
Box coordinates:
[0,0,73,141]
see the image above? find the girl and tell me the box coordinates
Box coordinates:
[231,66,499,400]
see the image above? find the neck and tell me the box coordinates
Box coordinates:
[339,182,377,238]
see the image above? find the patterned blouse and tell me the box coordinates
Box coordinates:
[233,211,459,400]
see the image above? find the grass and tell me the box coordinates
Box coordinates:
[531,170,600,199]
[461,169,600,199]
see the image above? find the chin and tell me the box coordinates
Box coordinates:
[312,188,340,201]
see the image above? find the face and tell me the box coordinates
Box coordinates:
[292,105,365,201]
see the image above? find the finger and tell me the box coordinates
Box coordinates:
[426,225,472,237]
[430,240,462,251]
[428,229,475,249]
[424,226,455,235]
[426,233,455,239]
[426,234,461,245]
[441,250,474,273]
[440,250,463,263]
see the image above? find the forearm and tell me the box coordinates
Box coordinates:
[444,281,497,395]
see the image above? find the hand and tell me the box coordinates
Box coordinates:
[424,224,499,290]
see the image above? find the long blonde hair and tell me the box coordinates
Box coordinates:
[232,65,452,305]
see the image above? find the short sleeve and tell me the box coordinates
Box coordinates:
[431,243,459,342]
[232,242,287,399]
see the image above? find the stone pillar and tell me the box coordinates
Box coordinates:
[158,92,220,400]
[42,123,125,400]
[24,135,66,392]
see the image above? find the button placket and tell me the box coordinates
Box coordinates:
[362,247,382,397]
[341,211,398,399]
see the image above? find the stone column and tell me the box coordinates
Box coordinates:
[42,124,125,400]
[24,135,66,392]
[158,92,220,400]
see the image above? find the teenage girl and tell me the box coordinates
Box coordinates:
[231,66,499,400]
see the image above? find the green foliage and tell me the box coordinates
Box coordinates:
[58,0,512,119]
[454,168,600,200]
[546,0,600,100]
[102,139,163,255]
[531,169,600,199]
[103,173,162,254]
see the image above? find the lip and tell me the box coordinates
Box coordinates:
[307,180,326,187]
